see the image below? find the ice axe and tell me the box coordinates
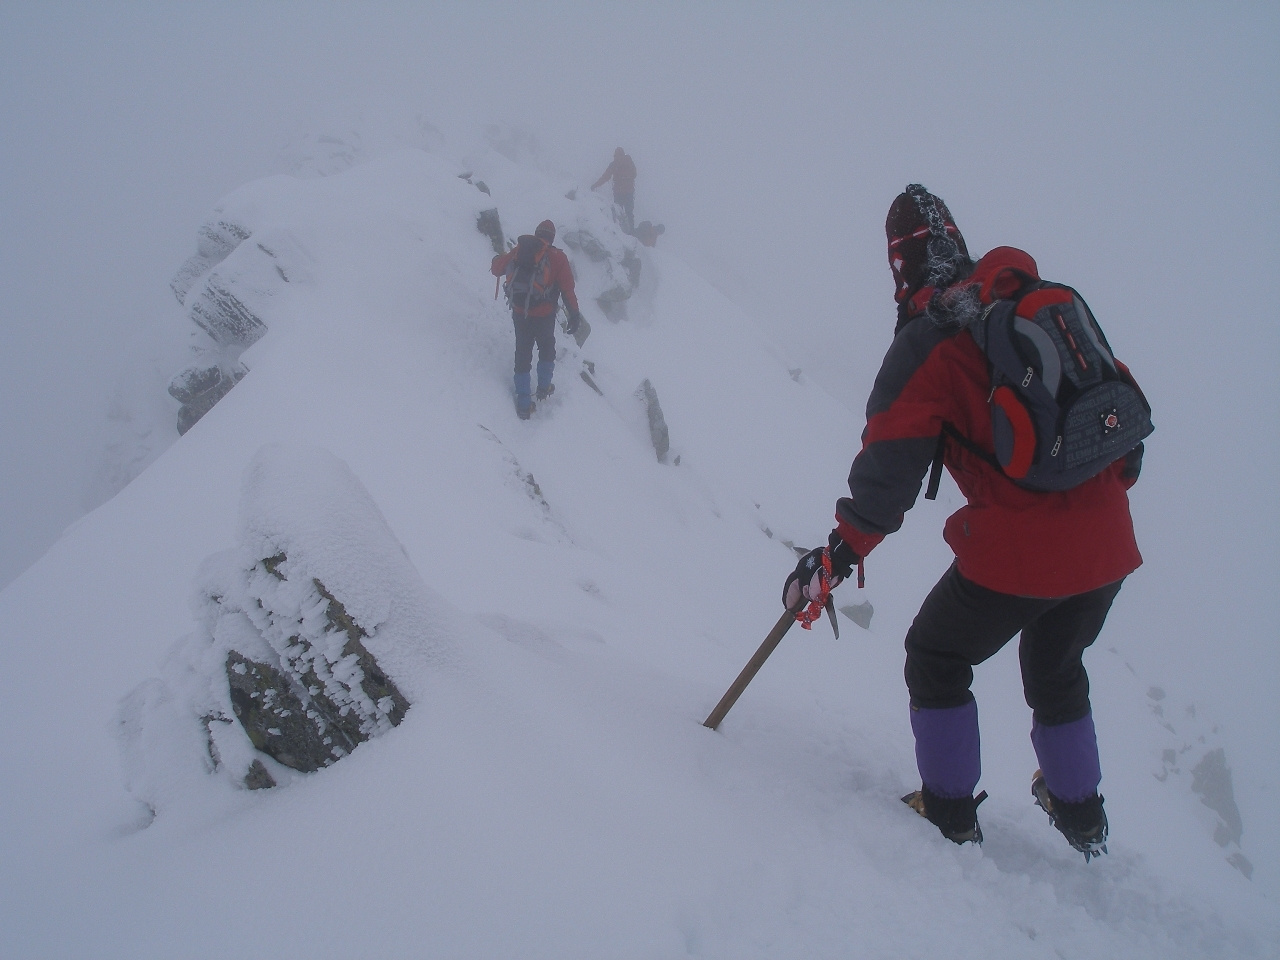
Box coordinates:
[702,594,838,731]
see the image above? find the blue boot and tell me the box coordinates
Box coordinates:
[514,371,534,420]
[535,361,555,401]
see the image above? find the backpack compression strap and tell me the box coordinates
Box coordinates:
[924,423,1007,500]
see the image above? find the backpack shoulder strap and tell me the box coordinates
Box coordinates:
[924,422,1004,500]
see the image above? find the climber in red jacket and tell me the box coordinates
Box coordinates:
[491,220,584,419]
[783,185,1146,858]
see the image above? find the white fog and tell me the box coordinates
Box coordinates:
[0,3,1276,957]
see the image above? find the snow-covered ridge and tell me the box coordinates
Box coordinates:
[0,145,1274,958]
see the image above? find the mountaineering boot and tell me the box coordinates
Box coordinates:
[1031,769,1109,862]
[535,360,555,401]
[902,785,987,845]
[514,371,534,420]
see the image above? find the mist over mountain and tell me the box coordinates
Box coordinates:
[0,129,1276,957]
[0,4,1277,957]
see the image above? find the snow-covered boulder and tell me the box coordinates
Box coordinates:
[117,443,443,802]
[558,195,644,320]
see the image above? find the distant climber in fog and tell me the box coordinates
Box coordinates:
[592,147,637,233]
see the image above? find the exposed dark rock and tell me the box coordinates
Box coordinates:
[1227,851,1254,879]
[188,279,268,349]
[209,551,412,782]
[622,248,642,289]
[175,364,246,435]
[477,208,505,255]
[168,364,223,405]
[1191,747,1243,847]
[478,425,559,524]
[168,215,302,433]
[171,219,251,305]
[226,650,337,772]
[243,759,277,790]
[219,567,410,777]
[636,379,670,463]
[200,219,251,261]
[312,579,410,728]
[562,230,611,263]
[580,360,604,396]
[559,224,643,321]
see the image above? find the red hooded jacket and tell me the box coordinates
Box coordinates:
[834,246,1142,598]
[592,153,637,198]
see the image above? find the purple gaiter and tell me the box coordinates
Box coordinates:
[1031,712,1101,803]
[911,700,980,799]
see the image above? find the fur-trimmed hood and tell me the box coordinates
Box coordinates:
[897,246,1041,334]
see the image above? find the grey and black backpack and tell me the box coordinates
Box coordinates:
[927,279,1153,496]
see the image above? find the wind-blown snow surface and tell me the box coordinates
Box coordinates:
[0,150,1274,959]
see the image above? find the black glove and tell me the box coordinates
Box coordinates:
[826,530,859,579]
[565,309,582,335]
[783,533,860,612]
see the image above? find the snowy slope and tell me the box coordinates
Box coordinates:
[0,149,1275,959]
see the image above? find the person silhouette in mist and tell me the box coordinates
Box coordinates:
[592,147,637,233]
[782,184,1146,857]
[490,219,583,419]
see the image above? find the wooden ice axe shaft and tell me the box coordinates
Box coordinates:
[702,609,796,730]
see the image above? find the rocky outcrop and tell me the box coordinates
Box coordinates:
[187,278,269,349]
[476,207,505,255]
[636,379,671,463]
[169,361,248,436]
[213,555,410,779]
[561,226,643,321]
[168,216,311,433]
[171,219,250,305]
[117,444,440,803]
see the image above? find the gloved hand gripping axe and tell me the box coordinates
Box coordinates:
[703,543,857,730]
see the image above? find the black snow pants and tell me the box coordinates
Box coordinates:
[904,564,1124,726]
[513,313,556,375]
